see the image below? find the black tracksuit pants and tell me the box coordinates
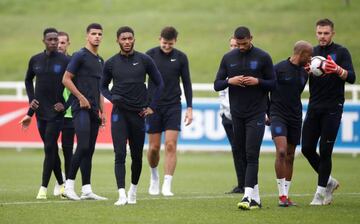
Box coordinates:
[232,113,265,188]
[111,106,145,189]
[301,108,342,187]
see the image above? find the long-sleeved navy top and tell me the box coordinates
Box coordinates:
[270,59,308,122]
[146,47,192,107]
[66,48,104,113]
[214,46,276,118]
[25,50,69,120]
[101,51,164,111]
[309,42,356,111]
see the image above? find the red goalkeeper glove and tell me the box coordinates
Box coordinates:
[324,55,346,77]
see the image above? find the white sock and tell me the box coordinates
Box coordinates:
[243,187,253,200]
[118,188,126,198]
[164,175,173,187]
[151,167,159,180]
[316,186,326,195]
[327,175,333,185]
[285,180,291,197]
[65,179,75,190]
[129,184,137,194]
[276,178,285,196]
[82,184,92,194]
[251,184,261,204]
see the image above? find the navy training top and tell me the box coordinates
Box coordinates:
[25,50,69,120]
[66,48,104,113]
[146,47,192,107]
[214,46,276,118]
[101,51,164,111]
[309,42,356,111]
[270,58,308,122]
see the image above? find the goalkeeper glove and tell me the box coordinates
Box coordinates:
[324,55,346,77]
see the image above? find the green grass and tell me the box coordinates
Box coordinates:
[1,0,359,84]
[0,149,359,223]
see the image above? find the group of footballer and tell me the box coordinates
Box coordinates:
[20,17,355,209]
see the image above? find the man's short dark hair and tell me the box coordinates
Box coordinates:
[160,26,178,40]
[116,26,134,38]
[58,31,70,41]
[316,18,334,29]
[43,28,58,37]
[234,26,251,39]
[86,23,102,33]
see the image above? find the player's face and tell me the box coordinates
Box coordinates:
[87,29,103,47]
[160,38,176,54]
[316,25,334,47]
[58,35,70,54]
[229,38,238,50]
[43,32,58,53]
[299,49,313,67]
[117,32,135,53]
[236,37,252,52]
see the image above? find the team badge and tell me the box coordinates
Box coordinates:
[250,61,258,70]
[330,54,337,61]
[53,64,62,73]
[112,114,119,122]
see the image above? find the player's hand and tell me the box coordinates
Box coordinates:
[184,107,193,126]
[54,102,65,112]
[79,95,91,109]
[30,99,39,110]
[139,107,154,117]
[19,115,32,131]
[228,75,245,87]
[242,76,259,86]
[304,63,312,75]
[324,55,346,76]
[100,112,106,128]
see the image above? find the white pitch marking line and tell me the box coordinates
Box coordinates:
[1,192,360,206]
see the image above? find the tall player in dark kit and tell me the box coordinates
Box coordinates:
[301,18,356,205]
[270,40,313,207]
[20,28,69,199]
[214,26,275,210]
[146,26,193,196]
[101,26,164,206]
[62,23,107,201]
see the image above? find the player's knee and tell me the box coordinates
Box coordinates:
[149,144,160,153]
[114,151,126,164]
[246,151,259,164]
[131,152,143,162]
[165,141,177,153]
[277,149,287,160]
[301,145,313,157]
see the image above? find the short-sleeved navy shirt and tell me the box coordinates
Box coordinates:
[66,48,104,113]
[270,59,308,122]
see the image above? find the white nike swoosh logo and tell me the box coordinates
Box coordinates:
[170,59,176,62]
[133,62,139,66]
[0,107,28,126]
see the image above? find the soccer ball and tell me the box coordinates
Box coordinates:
[310,56,326,77]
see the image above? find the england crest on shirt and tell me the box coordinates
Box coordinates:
[250,61,258,70]
[53,64,62,73]
[329,54,337,61]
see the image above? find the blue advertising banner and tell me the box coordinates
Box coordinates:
[160,100,360,152]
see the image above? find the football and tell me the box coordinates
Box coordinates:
[310,56,326,77]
